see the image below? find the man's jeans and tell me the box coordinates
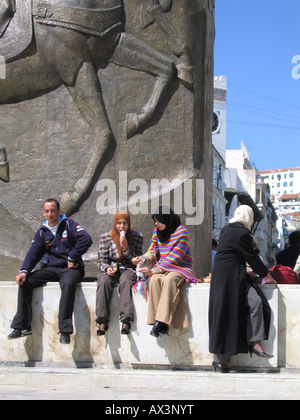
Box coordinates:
[11,267,83,334]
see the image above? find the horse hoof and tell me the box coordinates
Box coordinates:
[61,191,78,216]
[159,0,172,12]
[126,113,139,138]
[177,64,194,89]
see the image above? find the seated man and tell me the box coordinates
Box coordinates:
[8,198,92,344]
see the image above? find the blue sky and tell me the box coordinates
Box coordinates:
[214,0,300,171]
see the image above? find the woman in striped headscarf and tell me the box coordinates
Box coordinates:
[132,206,196,337]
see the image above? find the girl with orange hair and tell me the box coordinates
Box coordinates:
[96,212,143,336]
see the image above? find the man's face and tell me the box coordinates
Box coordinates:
[43,201,60,227]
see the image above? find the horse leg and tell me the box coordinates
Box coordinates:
[110,32,175,138]
[60,61,116,215]
[139,0,193,87]
[0,145,9,182]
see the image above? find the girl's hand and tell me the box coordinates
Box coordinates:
[120,231,128,250]
[106,267,116,277]
[141,267,155,277]
[132,257,140,266]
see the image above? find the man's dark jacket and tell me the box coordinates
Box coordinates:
[20,215,92,274]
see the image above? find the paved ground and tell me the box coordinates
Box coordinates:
[0,366,300,400]
[0,385,289,401]
[0,384,296,401]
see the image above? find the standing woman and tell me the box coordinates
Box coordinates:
[133,206,196,337]
[96,211,143,335]
[209,205,277,372]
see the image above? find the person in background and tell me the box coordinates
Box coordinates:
[96,211,143,336]
[211,238,218,270]
[132,206,195,338]
[276,230,300,270]
[294,248,300,278]
[8,198,92,344]
[209,205,277,373]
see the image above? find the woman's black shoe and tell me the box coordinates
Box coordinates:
[249,345,273,358]
[121,322,131,335]
[159,323,169,335]
[212,361,230,373]
[150,321,169,337]
[97,323,108,336]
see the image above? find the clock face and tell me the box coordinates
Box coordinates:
[212,112,220,133]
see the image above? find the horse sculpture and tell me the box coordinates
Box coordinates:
[0,0,189,214]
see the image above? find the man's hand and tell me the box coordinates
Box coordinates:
[68,261,79,269]
[16,272,26,286]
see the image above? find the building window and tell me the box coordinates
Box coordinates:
[290,173,294,178]
[277,182,280,188]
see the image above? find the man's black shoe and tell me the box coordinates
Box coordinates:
[21,329,33,337]
[60,333,71,344]
[8,329,22,340]
[8,329,32,340]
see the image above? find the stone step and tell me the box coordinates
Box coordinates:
[1,366,300,400]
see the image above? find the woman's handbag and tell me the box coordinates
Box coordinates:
[269,264,299,284]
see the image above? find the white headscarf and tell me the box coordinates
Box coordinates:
[229,205,254,231]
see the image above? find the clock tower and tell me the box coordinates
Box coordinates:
[213,76,227,161]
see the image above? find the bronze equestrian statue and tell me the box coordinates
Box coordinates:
[0,0,193,214]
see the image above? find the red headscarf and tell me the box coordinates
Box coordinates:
[111,211,133,260]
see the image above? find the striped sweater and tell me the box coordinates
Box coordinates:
[143,224,196,283]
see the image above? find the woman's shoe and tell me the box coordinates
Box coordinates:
[160,323,169,336]
[150,321,169,338]
[248,345,273,358]
[212,362,230,373]
[121,322,131,335]
[150,321,162,337]
[97,323,108,336]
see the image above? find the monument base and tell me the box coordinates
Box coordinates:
[0,281,283,370]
